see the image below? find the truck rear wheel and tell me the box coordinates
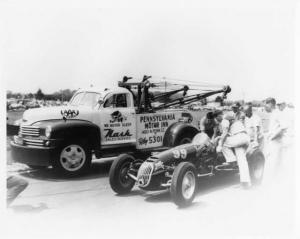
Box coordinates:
[170,162,197,207]
[53,141,91,176]
[174,131,195,146]
[109,154,136,194]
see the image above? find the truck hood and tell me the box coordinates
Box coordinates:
[22,105,95,125]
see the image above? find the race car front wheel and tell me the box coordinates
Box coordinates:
[109,154,136,194]
[170,162,197,207]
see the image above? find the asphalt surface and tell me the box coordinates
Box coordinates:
[4,145,296,239]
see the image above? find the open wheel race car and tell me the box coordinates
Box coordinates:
[109,133,265,207]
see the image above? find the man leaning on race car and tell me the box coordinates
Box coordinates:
[216,111,252,189]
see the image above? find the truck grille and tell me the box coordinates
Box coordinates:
[20,125,40,137]
[24,138,44,147]
[137,162,154,187]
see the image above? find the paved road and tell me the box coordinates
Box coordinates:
[4,151,296,239]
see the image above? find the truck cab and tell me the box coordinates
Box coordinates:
[11,86,138,175]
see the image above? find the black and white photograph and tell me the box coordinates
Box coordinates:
[1,1,299,239]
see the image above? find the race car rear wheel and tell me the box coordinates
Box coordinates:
[247,150,265,185]
[109,154,136,194]
[171,162,197,207]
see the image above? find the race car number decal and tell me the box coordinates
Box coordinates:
[180,149,187,159]
[172,149,187,159]
[173,150,180,159]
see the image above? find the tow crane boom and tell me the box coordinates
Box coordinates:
[118,75,231,113]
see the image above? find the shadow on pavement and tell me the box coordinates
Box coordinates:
[114,190,146,197]
[143,173,240,206]
[10,203,49,213]
[196,173,239,196]
[19,160,113,182]
[144,190,170,203]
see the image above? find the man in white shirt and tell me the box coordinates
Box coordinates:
[217,112,251,188]
[263,97,288,185]
[243,103,263,149]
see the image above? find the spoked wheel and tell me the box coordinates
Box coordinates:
[171,162,197,207]
[109,154,136,194]
[53,141,91,176]
[181,171,196,199]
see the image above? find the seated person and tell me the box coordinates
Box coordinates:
[193,132,211,146]
[194,110,224,148]
[192,132,216,154]
[199,112,217,139]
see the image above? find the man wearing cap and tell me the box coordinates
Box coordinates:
[263,97,288,185]
[232,102,242,119]
[217,111,251,188]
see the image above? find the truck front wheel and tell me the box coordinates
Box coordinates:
[53,141,92,176]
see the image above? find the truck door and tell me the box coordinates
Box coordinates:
[100,92,136,146]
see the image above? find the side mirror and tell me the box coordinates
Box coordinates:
[98,99,104,106]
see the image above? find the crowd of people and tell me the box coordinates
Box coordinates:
[198,98,294,189]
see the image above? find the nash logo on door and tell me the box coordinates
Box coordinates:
[110,111,127,123]
[103,111,132,142]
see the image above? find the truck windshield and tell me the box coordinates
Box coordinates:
[69,92,103,107]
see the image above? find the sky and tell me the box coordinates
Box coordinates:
[0,2,296,102]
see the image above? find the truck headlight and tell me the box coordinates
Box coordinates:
[13,119,22,126]
[45,126,52,138]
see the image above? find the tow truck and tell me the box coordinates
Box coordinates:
[11,75,231,176]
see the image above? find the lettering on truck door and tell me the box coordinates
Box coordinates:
[100,93,136,146]
[136,112,182,149]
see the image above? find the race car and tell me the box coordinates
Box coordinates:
[109,133,265,207]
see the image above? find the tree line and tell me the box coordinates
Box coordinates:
[7,89,77,101]
[7,88,265,107]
